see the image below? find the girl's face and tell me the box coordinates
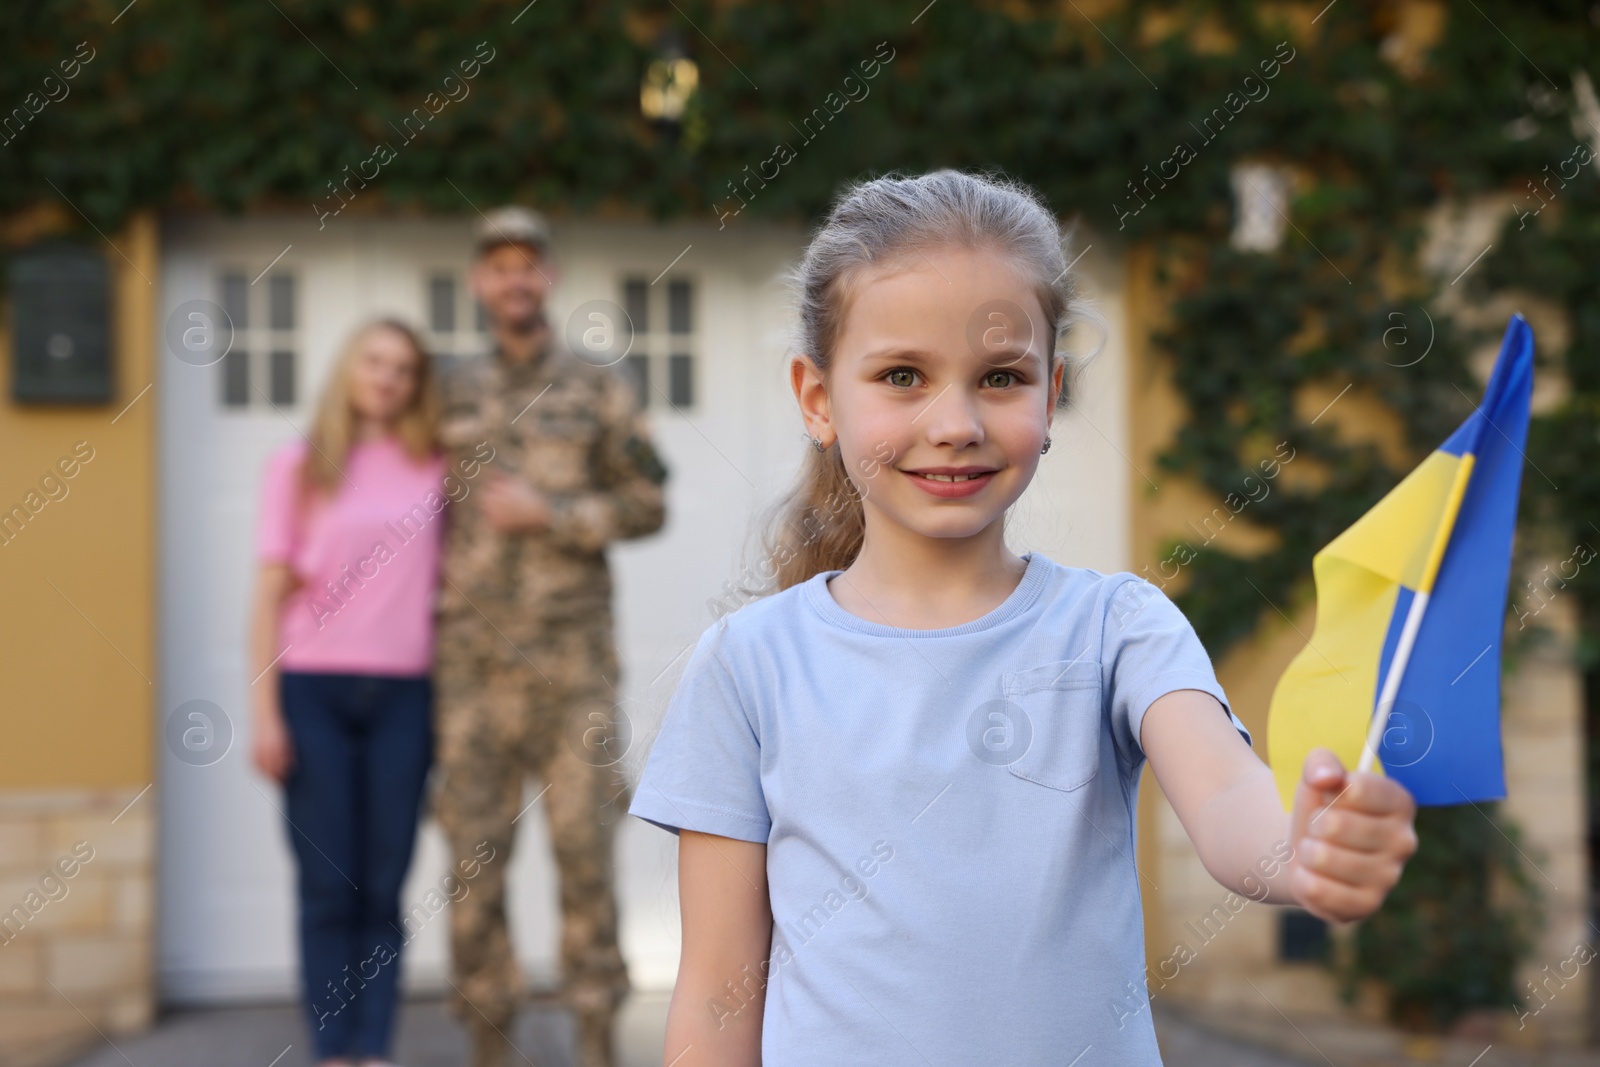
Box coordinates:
[348,325,422,425]
[797,244,1064,543]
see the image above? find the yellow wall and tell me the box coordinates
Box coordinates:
[1126,242,1178,973]
[1124,241,1302,971]
[0,211,158,789]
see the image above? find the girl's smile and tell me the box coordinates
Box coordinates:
[900,465,999,497]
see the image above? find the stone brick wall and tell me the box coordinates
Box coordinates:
[0,787,155,1067]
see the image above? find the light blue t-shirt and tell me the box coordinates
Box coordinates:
[629,551,1252,1065]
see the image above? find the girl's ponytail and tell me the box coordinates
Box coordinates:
[767,442,865,593]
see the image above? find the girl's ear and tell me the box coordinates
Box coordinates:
[1047,352,1066,412]
[791,353,832,443]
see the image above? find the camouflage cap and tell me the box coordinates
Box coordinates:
[475,205,553,257]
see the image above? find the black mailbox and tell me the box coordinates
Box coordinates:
[9,242,113,404]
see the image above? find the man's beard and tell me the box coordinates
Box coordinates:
[503,307,548,335]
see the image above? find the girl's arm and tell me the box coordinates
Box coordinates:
[664,829,772,1067]
[1140,689,1418,923]
[249,562,295,783]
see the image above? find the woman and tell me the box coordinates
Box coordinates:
[250,318,447,1067]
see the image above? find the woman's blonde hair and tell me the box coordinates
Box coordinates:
[736,168,1100,605]
[298,317,440,501]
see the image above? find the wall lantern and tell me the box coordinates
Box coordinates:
[640,37,698,124]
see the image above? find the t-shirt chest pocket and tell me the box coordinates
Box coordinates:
[999,659,1104,792]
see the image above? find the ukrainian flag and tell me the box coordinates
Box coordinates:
[1268,314,1535,810]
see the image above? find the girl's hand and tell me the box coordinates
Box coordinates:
[251,703,295,784]
[1286,747,1418,923]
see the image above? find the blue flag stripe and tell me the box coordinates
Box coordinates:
[1383,316,1532,804]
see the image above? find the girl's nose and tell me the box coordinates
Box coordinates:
[921,390,985,448]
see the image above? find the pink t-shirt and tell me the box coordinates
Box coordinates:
[256,436,448,676]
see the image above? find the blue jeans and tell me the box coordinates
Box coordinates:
[279,671,434,1061]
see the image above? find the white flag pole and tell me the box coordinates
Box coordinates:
[1354,437,1479,776]
[1356,589,1429,773]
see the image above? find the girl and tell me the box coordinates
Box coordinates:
[628,170,1420,1065]
[250,318,446,1067]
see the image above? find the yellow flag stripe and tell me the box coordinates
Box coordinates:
[1416,454,1475,594]
[1267,555,1397,810]
[1321,451,1465,590]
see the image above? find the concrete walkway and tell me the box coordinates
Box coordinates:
[58,993,1324,1067]
[58,991,1600,1067]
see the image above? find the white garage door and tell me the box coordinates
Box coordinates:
[154,210,1132,1004]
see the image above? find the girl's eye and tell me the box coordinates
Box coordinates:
[884,368,919,388]
[985,370,1020,388]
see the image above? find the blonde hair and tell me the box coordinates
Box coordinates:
[298,318,440,501]
[736,168,1099,606]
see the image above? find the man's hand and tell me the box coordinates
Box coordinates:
[479,469,551,533]
[1286,747,1419,923]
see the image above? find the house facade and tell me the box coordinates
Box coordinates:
[0,204,1589,1065]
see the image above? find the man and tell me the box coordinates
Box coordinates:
[432,206,669,1067]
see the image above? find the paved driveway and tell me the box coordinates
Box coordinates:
[61,993,1319,1067]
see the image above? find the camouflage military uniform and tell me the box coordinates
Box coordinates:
[432,338,668,1067]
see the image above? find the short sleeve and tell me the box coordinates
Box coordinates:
[1101,575,1252,768]
[256,444,305,564]
[628,626,770,843]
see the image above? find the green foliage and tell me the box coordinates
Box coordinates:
[5,0,1590,1033]
[1141,5,1588,1034]
[1336,803,1545,1031]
